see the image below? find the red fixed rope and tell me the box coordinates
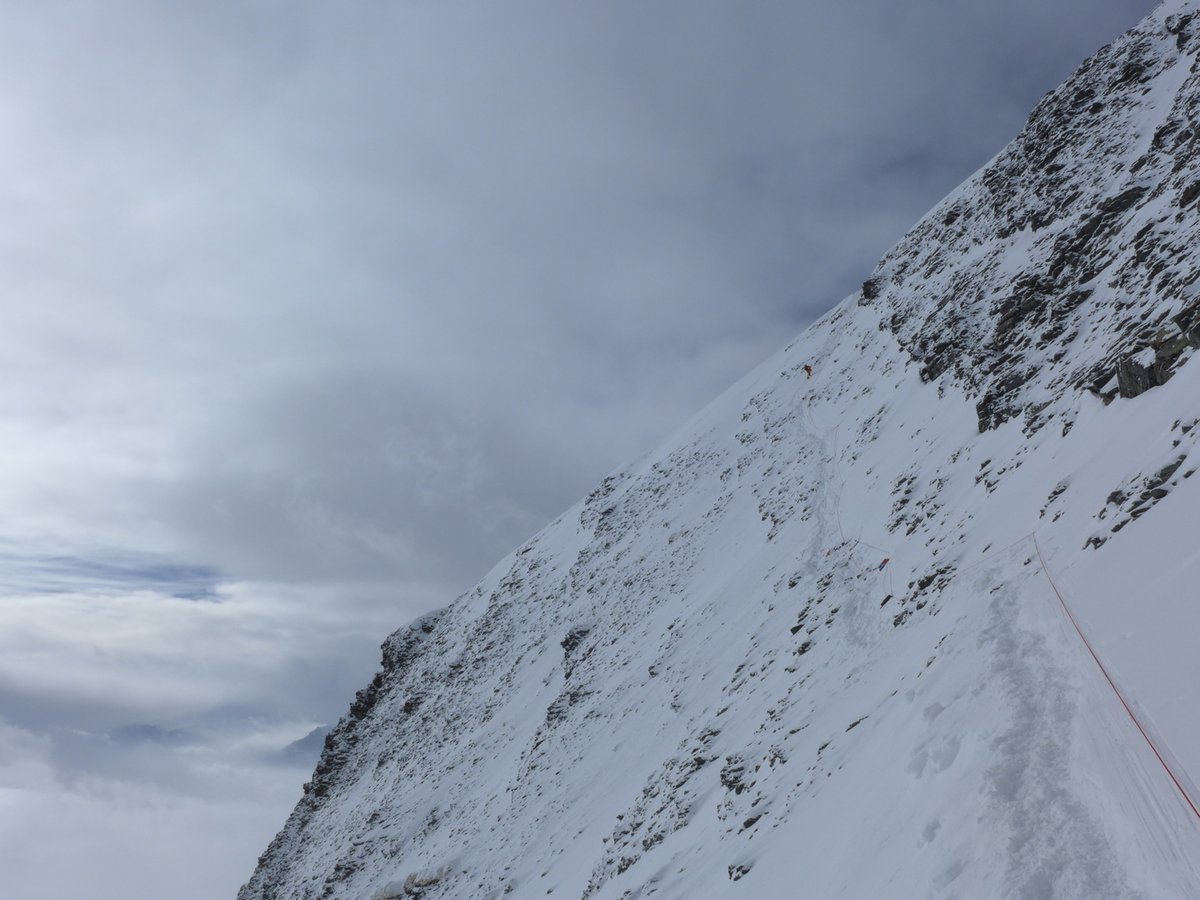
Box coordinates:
[1033,535,1200,824]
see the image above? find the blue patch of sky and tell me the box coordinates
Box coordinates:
[0,545,221,600]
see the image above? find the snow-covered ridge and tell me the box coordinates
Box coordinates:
[868,0,1200,435]
[241,3,1200,898]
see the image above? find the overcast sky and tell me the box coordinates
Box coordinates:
[0,1,1155,897]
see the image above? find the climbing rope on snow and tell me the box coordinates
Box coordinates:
[789,354,1199,826]
[1033,534,1200,826]
[796,391,1200,827]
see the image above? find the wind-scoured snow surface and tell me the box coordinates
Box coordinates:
[242,4,1200,898]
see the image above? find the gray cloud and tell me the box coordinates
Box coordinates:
[1,0,1151,588]
[0,0,1155,896]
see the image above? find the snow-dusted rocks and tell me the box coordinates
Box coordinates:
[241,3,1200,898]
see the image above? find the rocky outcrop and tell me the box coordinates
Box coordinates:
[866,2,1200,431]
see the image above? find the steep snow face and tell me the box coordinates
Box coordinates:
[242,4,1200,899]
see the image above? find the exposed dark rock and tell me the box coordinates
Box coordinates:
[976,369,1032,432]
[1115,323,1196,398]
[1116,355,1155,398]
[1166,12,1197,50]
[561,626,592,657]
[719,757,750,794]
[1174,299,1200,346]
[545,688,592,724]
[1099,186,1148,216]
[1151,332,1193,384]
[1148,455,1186,488]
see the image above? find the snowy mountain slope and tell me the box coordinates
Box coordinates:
[241,4,1200,898]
